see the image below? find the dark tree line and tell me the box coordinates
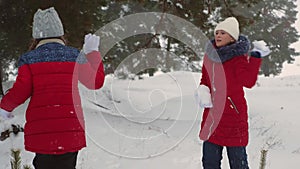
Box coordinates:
[0,0,299,94]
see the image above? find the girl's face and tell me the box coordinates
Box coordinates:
[214,30,235,47]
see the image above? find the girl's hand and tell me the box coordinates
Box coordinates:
[252,40,271,57]
[83,33,100,54]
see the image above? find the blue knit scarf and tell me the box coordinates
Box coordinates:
[205,35,250,63]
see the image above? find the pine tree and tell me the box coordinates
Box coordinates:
[10,149,32,169]
[259,149,268,169]
[23,165,32,169]
[0,0,298,78]
[243,0,299,76]
[10,149,22,169]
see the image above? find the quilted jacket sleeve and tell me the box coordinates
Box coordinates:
[78,51,105,89]
[0,64,33,112]
[234,56,262,88]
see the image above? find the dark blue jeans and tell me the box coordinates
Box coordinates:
[202,141,249,169]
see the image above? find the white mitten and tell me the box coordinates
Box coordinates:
[194,85,213,108]
[83,33,100,54]
[252,40,271,57]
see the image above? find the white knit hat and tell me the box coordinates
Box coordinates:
[214,17,239,41]
[32,7,64,39]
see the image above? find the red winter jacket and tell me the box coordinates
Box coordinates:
[0,41,105,154]
[199,36,261,146]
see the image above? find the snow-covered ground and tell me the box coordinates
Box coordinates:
[1,58,300,168]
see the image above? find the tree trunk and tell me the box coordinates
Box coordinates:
[165,37,172,72]
[0,61,4,96]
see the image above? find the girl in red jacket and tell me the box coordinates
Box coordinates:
[195,17,270,168]
[0,7,105,169]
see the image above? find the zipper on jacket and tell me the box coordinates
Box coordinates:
[227,97,240,114]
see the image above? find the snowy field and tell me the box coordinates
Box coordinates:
[1,58,300,169]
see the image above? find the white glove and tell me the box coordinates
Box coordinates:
[0,108,13,120]
[83,33,100,54]
[252,40,271,57]
[194,85,213,108]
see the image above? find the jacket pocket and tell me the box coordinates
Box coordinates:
[227,97,240,114]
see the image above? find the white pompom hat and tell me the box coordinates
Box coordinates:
[214,17,240,41]
[32,7,64,39]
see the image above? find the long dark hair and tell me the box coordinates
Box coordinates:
[28,36,67,51]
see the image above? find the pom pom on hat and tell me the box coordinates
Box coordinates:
[214,17,240,41]
[32,7,64,39]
